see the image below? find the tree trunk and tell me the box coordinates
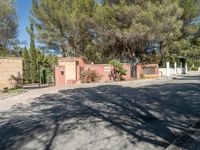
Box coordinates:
[160,41,165,67]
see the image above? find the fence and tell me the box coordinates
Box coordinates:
[159,62,187,77]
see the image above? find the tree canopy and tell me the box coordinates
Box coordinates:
[0,0,18,48]
[94,0,183,62]
[31,0,200,64]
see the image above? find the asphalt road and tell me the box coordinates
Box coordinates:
[0,73,200,150]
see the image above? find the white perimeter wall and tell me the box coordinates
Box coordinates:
[159,68,182,77]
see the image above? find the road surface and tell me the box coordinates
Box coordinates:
[0,73,199,150]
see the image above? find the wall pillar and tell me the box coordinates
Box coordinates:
[174,62,177,74]
[180,62,182,68]
[136,64,143,79]
[185,63,188,74]
[166,62,170,77]
[180,62,186,74]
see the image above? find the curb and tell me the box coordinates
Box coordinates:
[0,90,28,100]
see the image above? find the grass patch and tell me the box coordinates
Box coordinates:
[7,88,25,94]
[0,88,26,97]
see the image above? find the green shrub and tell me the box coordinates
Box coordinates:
[191,66,199,71]
[109,59,127,81]
[187,58,194,69]
[80,70,102,83]
[194,60,200,67]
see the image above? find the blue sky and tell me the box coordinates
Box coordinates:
[16,0,32,47]
[15,0,103,48]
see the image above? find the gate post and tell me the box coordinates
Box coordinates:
[166,62,170,77]
[174,62,177,74]
[185,63,188,74]
[136,64,142,79]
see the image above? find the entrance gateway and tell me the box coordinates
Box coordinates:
[55,57,132,86]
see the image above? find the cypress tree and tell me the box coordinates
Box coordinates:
[28,23,37,83]
[22,47,31,84]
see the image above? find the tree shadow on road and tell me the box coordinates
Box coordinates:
[0,82,200,150]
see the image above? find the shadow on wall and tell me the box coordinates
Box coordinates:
[9,73,23,88]
[0,82,200,150]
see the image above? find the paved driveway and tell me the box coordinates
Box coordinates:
[0,75,200,150]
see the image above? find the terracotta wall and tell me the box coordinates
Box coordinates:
[55,66,65,86]
[84,63,131,82]
[55,57,132,85]
[58,57,86,68]
[136,64,143,79]
[136,64,159,79]
[122,64,131,80]
[0,58,23,88]
[84,64,113,82]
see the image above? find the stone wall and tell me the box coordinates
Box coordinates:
[0,58,23,88]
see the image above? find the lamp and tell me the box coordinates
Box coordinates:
[61,68,64,75]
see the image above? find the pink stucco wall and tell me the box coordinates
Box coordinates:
[55,66,65,86]
[84,63,131,82]
[55,57,132,85]
[122,64,131,80]
[84,64,113,82]
[136,64,159,79]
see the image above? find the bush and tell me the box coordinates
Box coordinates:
[194,60,200,67]
[9,73,23,88]
[2,87,8,93]
[80,70,102,83]
[109,59,127,81]
[187,58,194,69]
[191,66,199,71]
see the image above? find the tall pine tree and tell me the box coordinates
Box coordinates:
[31,0,96,57]
[93,0,183,62]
